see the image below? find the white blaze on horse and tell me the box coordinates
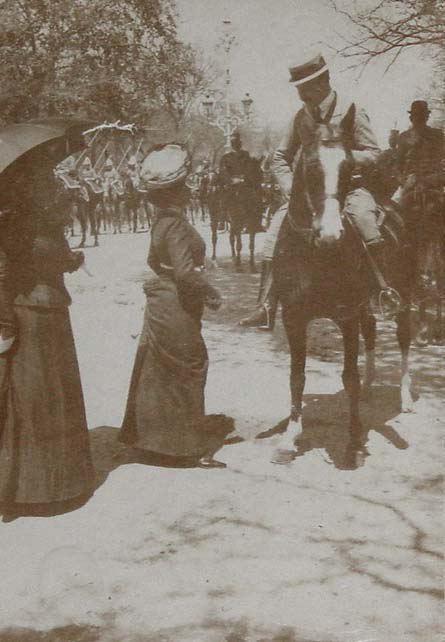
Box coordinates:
[272,121,415,467]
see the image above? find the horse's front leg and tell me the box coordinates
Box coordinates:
[396,308,414,412]
[338,314,361,427]
[249,231,256,273]
[359,305,377,396]
[338,313,367,469]
[271,303,307,464]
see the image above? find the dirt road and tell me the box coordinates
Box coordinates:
[0,224,443,642]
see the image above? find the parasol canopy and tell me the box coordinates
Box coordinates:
[0,118,93,174]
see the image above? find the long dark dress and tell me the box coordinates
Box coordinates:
[0,223,95,508]
[119,208,231,458]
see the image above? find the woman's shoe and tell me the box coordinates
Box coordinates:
[198,456,227,469]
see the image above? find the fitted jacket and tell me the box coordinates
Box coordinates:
[12,230,83,309]
[148,209,220,320]
[272,92,380,203]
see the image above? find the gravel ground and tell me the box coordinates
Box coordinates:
[0,222,443,642]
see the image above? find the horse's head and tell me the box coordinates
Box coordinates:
[305,124,350,246]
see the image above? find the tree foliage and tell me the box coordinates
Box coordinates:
[0,0,209,126]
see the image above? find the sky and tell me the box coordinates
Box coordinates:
[175,0,437,146]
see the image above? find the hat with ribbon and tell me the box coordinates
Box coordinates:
[141,143,190,189]
[288,52,328,86]
[408,100,430,115]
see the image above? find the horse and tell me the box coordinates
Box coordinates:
[206,170,225,263]
[271,124,415,468]
[224,157,263,272]
[407,184,444,346]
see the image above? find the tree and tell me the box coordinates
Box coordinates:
[330,0,445,73]
[0,0,209,126]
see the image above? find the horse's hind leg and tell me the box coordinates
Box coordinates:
[249,232,256,273]
[359,305,377,395]
[271,303,307,464]
[210,217,218,263]
[235,232,242,269]
[396,308,414,412]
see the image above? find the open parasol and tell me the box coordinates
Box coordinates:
[0,118,93,174]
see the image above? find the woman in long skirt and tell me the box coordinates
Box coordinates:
[0,167,95,517]
[119,144,233,467]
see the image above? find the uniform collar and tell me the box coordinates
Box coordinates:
[304,90,336,121]
[318,90,336,119]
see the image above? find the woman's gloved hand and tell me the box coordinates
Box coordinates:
[0,325,15,354]
[205,286,222,310]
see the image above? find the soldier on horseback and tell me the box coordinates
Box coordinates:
[397,100,444,290]
[219,132,259,270]
[240,52,385,329]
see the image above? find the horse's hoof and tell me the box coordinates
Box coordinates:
[343,445,367,470]
[401,401,415,413]
[271,448,296,465]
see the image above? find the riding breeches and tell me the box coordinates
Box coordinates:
[262,203,288,260]
[343,187,382,245]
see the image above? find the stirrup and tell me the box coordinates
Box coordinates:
[378,287,402,319]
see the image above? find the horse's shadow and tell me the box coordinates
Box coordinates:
[256,385,409,471]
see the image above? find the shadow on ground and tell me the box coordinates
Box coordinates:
[0,619,329,642]
[257,384,409,470]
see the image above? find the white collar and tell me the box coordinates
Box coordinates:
[318,90,336,119]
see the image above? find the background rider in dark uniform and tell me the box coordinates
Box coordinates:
[397,100,444,290]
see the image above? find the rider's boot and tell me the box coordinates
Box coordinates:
[366,241,400,315]
[239,260,278,331]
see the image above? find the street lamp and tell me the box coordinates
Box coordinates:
[200,19,254,150]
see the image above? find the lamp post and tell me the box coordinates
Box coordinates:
[201,19,254,150]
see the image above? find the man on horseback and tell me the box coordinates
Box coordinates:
[240,52,384,329]
[397,100,444,288]
[219,132,259,270]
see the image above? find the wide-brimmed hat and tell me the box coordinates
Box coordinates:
[288,52,328,86]
[141,143,190,189]
[408,100,430,115]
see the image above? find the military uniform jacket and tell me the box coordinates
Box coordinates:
[272,92,380,203]
[219,149,252,187]
[397,126,444,187]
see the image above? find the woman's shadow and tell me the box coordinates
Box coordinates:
[256,385,410,470]
[89,415,237,494]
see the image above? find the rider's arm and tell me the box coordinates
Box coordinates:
[271,115,301,200]
[351,107,380,166]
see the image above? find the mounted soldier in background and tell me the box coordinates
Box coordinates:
[397,100,444,344]
[219,132,259,271]
[397,101,444,274]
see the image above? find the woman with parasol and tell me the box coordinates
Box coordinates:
[0,122,95,518]
[119,143,233,467]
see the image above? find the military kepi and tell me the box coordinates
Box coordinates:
[289,53,328,86]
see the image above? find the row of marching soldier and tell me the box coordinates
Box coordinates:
[56,151,153,246]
